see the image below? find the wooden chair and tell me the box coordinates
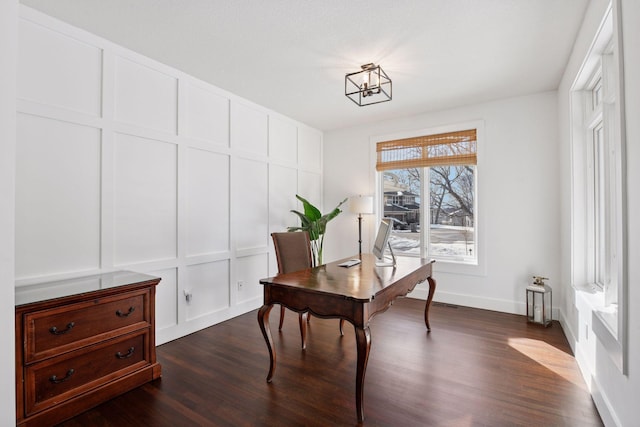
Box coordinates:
[271,232,344,349]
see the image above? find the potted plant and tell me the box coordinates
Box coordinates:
[288,194,347,266]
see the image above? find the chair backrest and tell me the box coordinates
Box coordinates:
[271,231,313,274]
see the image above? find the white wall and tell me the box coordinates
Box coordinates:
[1,1,18,424]
[324,92,560,316]
[15,6,323,345]
[558,0,640,425]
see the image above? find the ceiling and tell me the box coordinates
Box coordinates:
[21,0,590,132]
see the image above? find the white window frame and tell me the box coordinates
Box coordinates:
[371,120,486,276]
[570,3,627,374]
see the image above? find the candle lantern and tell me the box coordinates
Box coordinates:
[526,276,552,327]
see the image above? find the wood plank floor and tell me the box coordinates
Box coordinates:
[58,298,603,426]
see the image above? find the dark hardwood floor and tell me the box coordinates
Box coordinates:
[57,298,602,426]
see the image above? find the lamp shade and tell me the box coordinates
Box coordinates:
[350,195,374,215]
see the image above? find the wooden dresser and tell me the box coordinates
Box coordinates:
[15,271,162,427]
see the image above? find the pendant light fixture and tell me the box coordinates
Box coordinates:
[345,63,392,106]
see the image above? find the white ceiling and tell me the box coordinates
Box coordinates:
[21,0,590,132]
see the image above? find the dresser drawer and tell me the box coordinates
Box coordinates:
[24,289,150,363]
[24,330,150,416]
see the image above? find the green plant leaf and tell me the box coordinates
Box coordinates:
[288,196,347,262]
[296,195,322,221]
[290,210,311,228]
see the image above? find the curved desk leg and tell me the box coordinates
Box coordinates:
[354,325,371,422]
[278,305,285,331]
[424,276,437,331]
[298,311,308,349]
[257,304,276,382]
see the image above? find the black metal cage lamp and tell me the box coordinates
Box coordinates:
[345,63,392,106]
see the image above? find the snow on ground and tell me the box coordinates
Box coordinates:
[388,227,475,257]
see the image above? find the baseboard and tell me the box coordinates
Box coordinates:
[590,375,620,427]
[156,296,262,345]
[559,309,619,427]
[558,309,579,358]
[408,288,561,318]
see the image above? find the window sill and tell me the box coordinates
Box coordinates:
[431,256,485,277]
[573,283,625,373]
[393,253,485,276]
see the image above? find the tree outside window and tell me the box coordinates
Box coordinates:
[377,129,477,263]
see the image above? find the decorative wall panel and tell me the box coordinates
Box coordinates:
[114,56,178,134]
[236,254,268,304]
[269,116,297,163]
[230,101,268,156]
[298,171,322,209]
[269,165,298,232]
[151,267,178,330]
[185,261,230,320]
[268,164,298,276]
[183,82,229,146]
[18,19,102,116]
[113,133,177,265]
[15,114,101,278]
[298,127,322,172]
[185,148,230,256]
[234,158,268,251]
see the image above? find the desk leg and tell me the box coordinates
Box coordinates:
[355,325,371,422]
[257,304,276,382]
[298,312,308,349]
[424,276,437,331]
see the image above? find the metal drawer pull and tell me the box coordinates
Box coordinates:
[115,306,135,317]
[49,369,75,384]
[49,322,75,335]
[116,347,135,359]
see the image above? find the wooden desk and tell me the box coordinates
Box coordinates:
[258,253,435,422]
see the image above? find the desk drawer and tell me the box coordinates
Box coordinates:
[24,289,150,363]
[25,330,150,416]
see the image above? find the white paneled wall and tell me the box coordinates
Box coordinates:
[15,114,102,277]
[231,102,268,156]
[114,57,178,134]
[18,18,102,116]
[182,81,229,146]
[15,6,323,344]
[113,133,178,265]
[185,149,230,256]
[269,116,297,163]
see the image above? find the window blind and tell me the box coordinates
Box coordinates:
[376,129,477,171]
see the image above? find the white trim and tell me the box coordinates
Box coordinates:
[569,2,628,374]
[0,1,17,425]
[408,288,561,319]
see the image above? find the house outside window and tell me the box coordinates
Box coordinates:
[376,128,478,264]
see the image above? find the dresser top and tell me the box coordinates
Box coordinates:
[15,271,160,307]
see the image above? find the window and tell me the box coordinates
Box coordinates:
[586,72,609,291]
[580,38,622,309]
[376,128,478,264]
[570,4,627,373]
